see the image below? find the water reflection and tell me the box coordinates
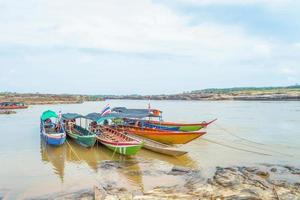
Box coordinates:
[40,137,196,188]
[40,138,66,182]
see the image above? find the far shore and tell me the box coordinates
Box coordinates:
[1,86,300,105]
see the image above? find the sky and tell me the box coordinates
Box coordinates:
[0,0,299,95]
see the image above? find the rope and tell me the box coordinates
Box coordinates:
[214,123,266,145]
[202,138,272,156]
[65,140,100,184]
[214,123,294,158]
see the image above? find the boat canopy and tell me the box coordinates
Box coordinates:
[112,107,161,117]
[41,110,58,121]
[61,113,84,120]
[59,107,162,124]
[84,111,154,123]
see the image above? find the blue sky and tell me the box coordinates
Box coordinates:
[0,0,299,95]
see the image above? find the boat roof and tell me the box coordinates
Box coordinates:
[41,110,58,121]
[61,113,84,120]
[61,107,162,123]
[85,111,154,123]
[112,107,161,116]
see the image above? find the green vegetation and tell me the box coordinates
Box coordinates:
[191,85,300,94]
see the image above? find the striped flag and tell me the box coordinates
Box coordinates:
[101,104,111,116]
[58,111,62,121]
[148,99,151,111]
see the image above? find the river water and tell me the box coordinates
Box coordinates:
[0,100,299,199]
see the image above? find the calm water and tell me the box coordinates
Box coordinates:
[0,100,300,199]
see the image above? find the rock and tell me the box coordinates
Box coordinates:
[284,166,300,175]
[104,195,118,200]
[240,189,260,197]
[224,194,261,200]
[255,170,269,178]
[269,180,288,187]
[213,168,242,187]
[243,167,259,173]
[294,182,300,187]
[0,110,16,115]
[168,166,193,175]
[94,186,107,200]
[100,160,138,170]
[270,168,277,173]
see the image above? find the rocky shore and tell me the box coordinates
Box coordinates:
[26,161,300,200]
[0,93,104,105]
[0,110,16,114]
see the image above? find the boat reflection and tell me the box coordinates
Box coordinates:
[40,139,144,187]
[40,138,66,182]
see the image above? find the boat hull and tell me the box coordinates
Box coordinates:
[129,134,187,156]
[0,105,28,109]
[96,126,143,156]
[119,126,206,144]
[99,140,143,156]
[67,131,96,148]
[41,131,66,146]
[145,119,217,132]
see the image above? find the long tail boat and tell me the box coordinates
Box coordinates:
[0,102,28,109]
[40,110,66,146]
[96,126,143,156]
[111,107,216,131]
[66,125,96,148]
[128,134,187,157]
[144,119,217,132]
[62,113,97,148]
[117,126,206,145]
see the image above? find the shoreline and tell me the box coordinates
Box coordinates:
[21,162,300,200]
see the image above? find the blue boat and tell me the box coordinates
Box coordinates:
[40,110,66,146]
[141,122,180,131]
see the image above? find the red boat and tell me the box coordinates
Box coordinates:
[0,102,28,109]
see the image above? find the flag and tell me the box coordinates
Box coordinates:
[101,104,111,116]
[148,99,151,111]
[58,111,62,120]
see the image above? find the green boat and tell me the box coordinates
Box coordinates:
[144,119,218,132]
[66,125,96,148]
[96,126,143,156]
[62,113,96,148]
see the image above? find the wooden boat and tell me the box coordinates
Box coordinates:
[66,124,96,148]
[144,119,217,132]
[117,126,206,144]
[128,134,188,157]
[96,126,143,156]
[40,110,66,146]
[0,102,28,109]
[63,113,96,148]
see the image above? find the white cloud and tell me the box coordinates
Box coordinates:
[178,0,298,7]
[0,0,299,93]
[0,0,271,62]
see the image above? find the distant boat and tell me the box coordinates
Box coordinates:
[62,113,97,148]
[96,126,143,156]
[0,102,28,109]
[40,110,66,146]
[128,134,188,157]
[117,126,206,144]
